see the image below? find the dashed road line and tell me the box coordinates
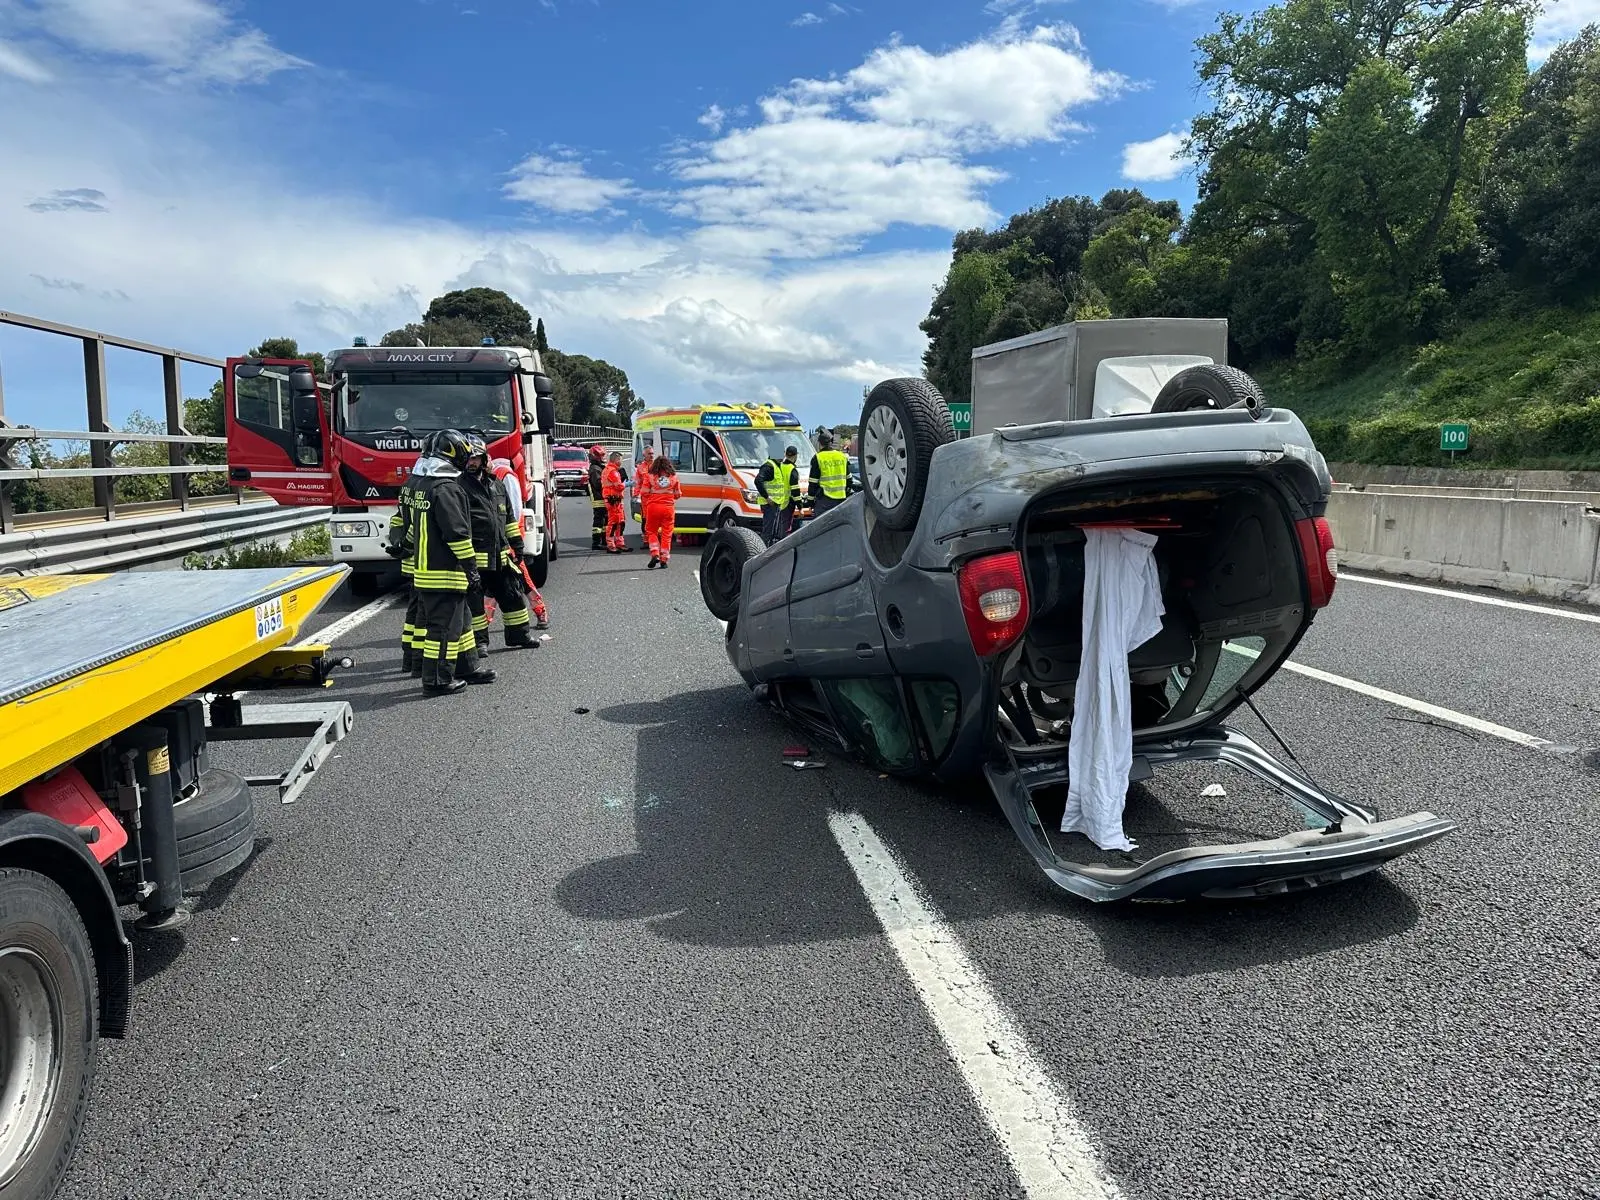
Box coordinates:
[1226,643,1561,753]
[828,811,1124,1200]
[1342,572,1600,625]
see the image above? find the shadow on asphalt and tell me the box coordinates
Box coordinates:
[554,686,1424,976]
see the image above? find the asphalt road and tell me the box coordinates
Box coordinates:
[66,497,1600,1200]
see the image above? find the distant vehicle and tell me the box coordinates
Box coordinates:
[552,443,590,495]
[698,319,1455,902]
[224,343,561,590]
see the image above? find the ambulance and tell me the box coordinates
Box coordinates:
[630,404,817,535]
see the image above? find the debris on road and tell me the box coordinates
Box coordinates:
[1201,783,1228,798]
[781,745,810,758]
[790,760,828,770]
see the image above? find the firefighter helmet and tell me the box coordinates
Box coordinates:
[430,429,474,472]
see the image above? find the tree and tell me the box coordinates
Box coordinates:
[248,337,327,376]
[1082,208,1184,316]
[423,288,533,345]
[378,318,486,348]
[535,318,549,354]
[1190,0,1534,350]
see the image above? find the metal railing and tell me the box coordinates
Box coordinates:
[0,310,235,534]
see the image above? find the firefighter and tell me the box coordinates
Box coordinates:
[587,444,607,550]
[643,454,683,569]
[409,429,494,694]
[807,429,851,517]
[602,451,627,552]
[755,444,799,546]
[387,462,423,676]
[634,442,657,558]
[460,443,539,652]
[489,457,551,630]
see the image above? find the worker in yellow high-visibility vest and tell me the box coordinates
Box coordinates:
[807,429,851,517]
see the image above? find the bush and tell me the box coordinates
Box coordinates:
[1307,396,1600,469]
[183,524,332,570]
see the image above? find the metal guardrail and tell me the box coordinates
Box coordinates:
[0,497,329,576]
[0,310,232,534]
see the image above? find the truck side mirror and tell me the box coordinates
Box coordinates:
[291,390,321,434]
[706,454,726,476]
[536,394,556,438]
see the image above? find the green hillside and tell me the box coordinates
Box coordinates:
[1259,301,1600,470]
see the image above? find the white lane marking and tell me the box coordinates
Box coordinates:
[1225,643,1559,752]
[295,592,404,647]
[691,569,729,631]
[1342,572,1600,625]
[828,811,1124,1200]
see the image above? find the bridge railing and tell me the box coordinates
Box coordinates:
[0,309,238,534]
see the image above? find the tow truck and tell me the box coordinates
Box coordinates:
[224,341,561,592]
[0,563,357,1198]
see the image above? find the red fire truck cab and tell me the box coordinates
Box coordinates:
[224,343,560,589]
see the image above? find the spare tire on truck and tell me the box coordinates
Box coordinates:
[0,868,98,1200]
[174,768,256,888]
[1151,364,1266,414]
[700,525,767,622]
[859,378,955,532]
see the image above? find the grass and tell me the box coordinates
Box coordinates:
[1254,300,1600,470]
[183,524,332,571]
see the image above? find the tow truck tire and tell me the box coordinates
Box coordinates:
[174,769,256,889]
[700,526,766,622]
[1150,364,1265,414]
[859,378,955,532]
[0,869,98,1200]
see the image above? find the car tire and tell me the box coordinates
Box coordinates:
[174,768,256,889]
[859,378,954,532]
[1150,364,1265,413]
[0,868,99,1200]
[527,539,551,588]
[700,526,766,622]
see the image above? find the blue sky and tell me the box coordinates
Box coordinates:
[1,0,1593,433]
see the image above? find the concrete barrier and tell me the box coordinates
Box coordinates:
[1330,462,1600,493]
[1327,490,1600,606]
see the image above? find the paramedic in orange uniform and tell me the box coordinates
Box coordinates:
[602,452,627,553]
[643,456,683,569]
[634,444,656,557]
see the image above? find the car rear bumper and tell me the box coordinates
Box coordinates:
[984,727,1457,902]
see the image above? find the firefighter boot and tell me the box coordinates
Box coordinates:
[505,626,540,650]
[457,648,497,685]
[422,657,465,696]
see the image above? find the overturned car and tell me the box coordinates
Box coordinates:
[698,318,1455,902]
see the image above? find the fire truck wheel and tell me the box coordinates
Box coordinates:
[174,769,256,889]
[0,868,98,1200]
[527,540,552,588]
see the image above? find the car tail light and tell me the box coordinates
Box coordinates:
[957,550,1030,656]
[1295,516,1338,608]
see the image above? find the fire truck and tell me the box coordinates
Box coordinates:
[223,341,560,589]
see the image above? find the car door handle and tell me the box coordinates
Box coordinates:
[855,643,874,659]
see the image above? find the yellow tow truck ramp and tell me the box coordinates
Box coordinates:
[0,564,350,798]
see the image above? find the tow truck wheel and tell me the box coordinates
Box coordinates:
[859,378,954,532]
[0,869,98,1200]
[174,769,256,888]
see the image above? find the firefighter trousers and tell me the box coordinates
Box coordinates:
[470,567,534,647]
[591,498,607,547]
[401,580,424,668]
[415,587,475,685]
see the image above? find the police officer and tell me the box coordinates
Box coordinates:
[409,429,495,695]
[755,445,799,546]
[460,436,538,652]
[807,429,851,517]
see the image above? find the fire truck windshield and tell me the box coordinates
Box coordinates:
[339,370,516,436]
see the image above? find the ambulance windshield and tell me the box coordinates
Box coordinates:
[717,429,814,470]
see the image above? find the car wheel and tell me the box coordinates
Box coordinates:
[700,526,766,622]
[0,869,98,1200]
[1150,364,1265,413]
[174,768,256,888]
[859,378,954,532]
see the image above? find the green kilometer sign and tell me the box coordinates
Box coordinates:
[1440,422,1470,452]
[949,403,973,431]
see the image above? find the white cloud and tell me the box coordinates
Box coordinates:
[1532,0,1600,61]
[670,21,1121,259]
[698,104,727,134]
[505,155,637,214]
[1,0,306,84]
[792,12,824,26]
[1121,131,1191,182]
[0,39,53,82]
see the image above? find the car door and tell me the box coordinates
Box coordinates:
[786,508,889,678]
[225,358,335,504]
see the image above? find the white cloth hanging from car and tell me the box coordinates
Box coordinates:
[1060,527,1166,851]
